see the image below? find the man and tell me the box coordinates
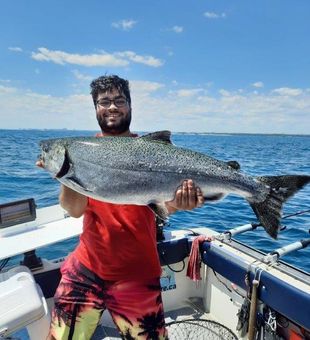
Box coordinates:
[40,75,204,339]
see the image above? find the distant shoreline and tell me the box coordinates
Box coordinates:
[0,128,309,137]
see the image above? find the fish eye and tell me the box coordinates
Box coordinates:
[42,145,50,153]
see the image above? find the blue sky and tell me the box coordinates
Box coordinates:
[0,0,309,134]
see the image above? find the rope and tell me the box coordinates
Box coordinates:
[186,235,213,282]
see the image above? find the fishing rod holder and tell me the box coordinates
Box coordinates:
[218,209,310,243]
[262,238,310,264]
[217,223,259,241]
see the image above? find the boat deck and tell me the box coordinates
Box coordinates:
[92,298,222,340]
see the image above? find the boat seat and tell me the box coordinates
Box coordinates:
[201,241,310,331]
[0,265,50,339]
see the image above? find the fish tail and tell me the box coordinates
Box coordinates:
[249,175,310,239]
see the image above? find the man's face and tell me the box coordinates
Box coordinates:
[95,88,131,135]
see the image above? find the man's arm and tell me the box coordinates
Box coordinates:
[165,179,204,214]
[59,185,88,218]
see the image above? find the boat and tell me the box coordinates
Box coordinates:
[0,198,309,339]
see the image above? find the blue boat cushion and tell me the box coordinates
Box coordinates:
[201,242,310,330]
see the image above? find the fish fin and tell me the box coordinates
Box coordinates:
[148,202,169,222]
[67,176,92,193]
[249,175,310,239]
[226,160,241,170]
[204,193,226,202]
[140,131,172,144]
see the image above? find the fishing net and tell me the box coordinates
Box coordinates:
[166,318,238,340]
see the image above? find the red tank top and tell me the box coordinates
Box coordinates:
[73,198,162,281]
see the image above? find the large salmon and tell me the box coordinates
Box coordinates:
[39,131,310,238]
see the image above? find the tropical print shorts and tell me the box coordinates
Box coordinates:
[49,256,168,340]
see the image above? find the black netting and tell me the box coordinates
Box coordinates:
[166,319,238,340]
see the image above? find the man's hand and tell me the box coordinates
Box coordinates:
[165,179,204,214]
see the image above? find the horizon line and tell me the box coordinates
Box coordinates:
[0,128,309,137]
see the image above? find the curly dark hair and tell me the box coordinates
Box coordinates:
[90,75,131,107]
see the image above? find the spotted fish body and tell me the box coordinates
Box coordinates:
[39,131,310,239]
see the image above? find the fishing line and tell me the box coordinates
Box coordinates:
[252,208,310,228]
[282,209,310,220]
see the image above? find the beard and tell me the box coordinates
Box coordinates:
[96,109,132,134]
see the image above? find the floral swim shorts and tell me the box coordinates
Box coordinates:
[48,256,168,340]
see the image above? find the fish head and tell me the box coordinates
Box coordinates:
[39,139,69,178]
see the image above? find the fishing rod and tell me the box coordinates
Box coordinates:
[217,209,310,241]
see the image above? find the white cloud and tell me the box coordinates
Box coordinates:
[0,79,11,83]
[1,84,309,134]
[272,87,303,96]
[72,70,93,81]
[219,89,231,96]
[131,80,164,94]
[204,11,226,19]
[116,51,164,67]
[8,47,23,52]
[252,81,264,88]
[0,85,96,130]
[0,85,17,94]
[31,47,163,68]
[132,86,310,134]
[175,88,204,97]
[172,26,183,33]
[31,47,128,67]
[111,19,137,31]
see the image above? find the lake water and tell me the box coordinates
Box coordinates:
[1,129,309,274]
